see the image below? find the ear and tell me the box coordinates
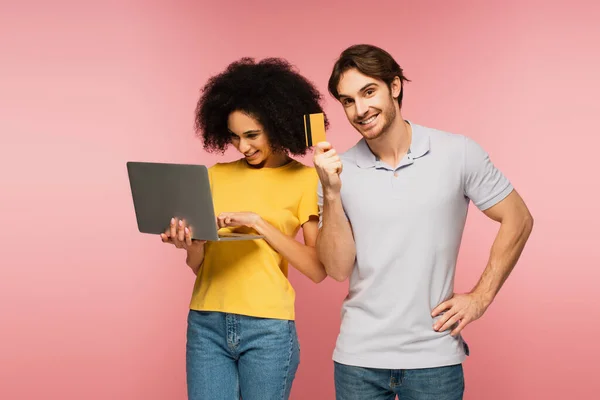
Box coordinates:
[390,76,402,99]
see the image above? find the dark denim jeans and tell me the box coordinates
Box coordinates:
[334,361,464,400]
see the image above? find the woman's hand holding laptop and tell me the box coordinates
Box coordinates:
[160,217,206,252]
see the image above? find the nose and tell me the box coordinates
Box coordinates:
[355,98,369,118]
[237,138,251,153]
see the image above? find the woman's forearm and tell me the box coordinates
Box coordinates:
[186,247,205,276]
[253,218,326,283]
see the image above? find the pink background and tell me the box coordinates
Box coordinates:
[2,0,598,399]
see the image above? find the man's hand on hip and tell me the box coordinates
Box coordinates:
[431,292,490,336]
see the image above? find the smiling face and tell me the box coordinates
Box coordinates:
[227,110,287,168]
[336,68,402,141]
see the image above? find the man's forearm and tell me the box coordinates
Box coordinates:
[316,192,356,281]
[472,214,534,306]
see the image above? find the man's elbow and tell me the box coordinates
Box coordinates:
[309,264,328,284]
[328,273,349,282]
[522,210,534,236]
[325,264,352,282]
[315,236,355,282]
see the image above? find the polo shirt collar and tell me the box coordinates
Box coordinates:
[355,120,430,169]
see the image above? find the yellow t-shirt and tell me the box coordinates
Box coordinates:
[189,159,319,320]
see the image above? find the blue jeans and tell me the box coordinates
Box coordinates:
[186,310,300,400]
[334,361,464,400]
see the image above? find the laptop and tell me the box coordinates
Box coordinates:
[126,161,264,241]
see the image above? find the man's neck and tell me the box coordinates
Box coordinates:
[366,113,412,168]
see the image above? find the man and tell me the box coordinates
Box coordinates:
[314,44,533,399]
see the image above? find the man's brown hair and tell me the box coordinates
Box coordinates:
[328,44,410,108]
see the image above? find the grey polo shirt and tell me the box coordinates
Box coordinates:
[318,121,513,369]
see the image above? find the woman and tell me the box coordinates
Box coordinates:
[160,57,328,400]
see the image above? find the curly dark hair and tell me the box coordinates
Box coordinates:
[195,57,328,155]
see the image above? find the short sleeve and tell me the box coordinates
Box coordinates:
[463,136,514,211]
[317,180,324,229]
[297,169,320,225]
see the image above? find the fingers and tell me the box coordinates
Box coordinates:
[177,219,185,242]
[431,300,452,317]
[431,294,476,336]
[332,160,343,174]
[314,143,340,169]
[185,227,192,246]
[432,307,452,331]
[322,149,343,174]
[169,217,177,239]
[165,218,189,249]
[162,223,173,243]
[217,214,226,228]
[163,220,200,251]
[321,148,338,158]
[451,319,469,337]
[315,152,342,175]
[315,147,338,161]
[436,311,461,332]
[217,213,234,228]
[315,141,332,155]
[160,233,171,243]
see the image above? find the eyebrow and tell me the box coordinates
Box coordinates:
[229,129,262,135]
[339,83,378,99]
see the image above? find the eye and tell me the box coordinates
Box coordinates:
[365,89,375,96]
[246,134,259,139]
[341,98,354,107]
